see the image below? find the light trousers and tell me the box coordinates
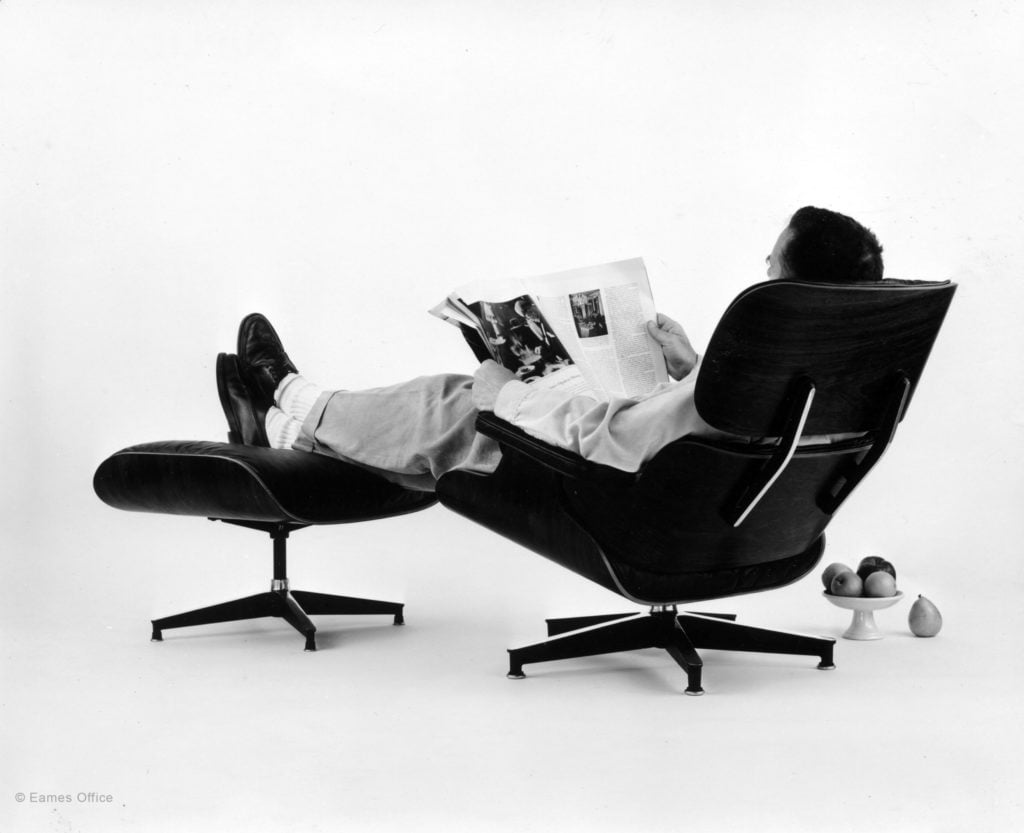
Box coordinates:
[293,374,502,492]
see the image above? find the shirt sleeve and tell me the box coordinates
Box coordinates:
[492,363,715,471]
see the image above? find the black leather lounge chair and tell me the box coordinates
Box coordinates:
[436,278,956,694]
[94,433,436,651]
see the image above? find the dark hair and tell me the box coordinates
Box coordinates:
[783,206,884,283]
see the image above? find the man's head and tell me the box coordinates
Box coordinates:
[767,206,884,284]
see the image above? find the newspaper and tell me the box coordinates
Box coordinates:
[430,258,668,399]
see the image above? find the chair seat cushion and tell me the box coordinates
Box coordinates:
[94,441,437,525]
[436,453,822,605]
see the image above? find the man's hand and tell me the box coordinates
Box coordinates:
[646,313,698,380]
[472,360,517,410]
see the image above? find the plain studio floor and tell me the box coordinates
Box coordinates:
[3,498,1021,833]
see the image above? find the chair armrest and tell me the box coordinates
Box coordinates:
[475,412,637,484]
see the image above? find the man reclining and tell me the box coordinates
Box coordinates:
[219,206,884,491]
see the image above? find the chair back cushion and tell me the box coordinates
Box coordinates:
[695,280,956,437]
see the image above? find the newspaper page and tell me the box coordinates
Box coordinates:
[431,258,668,399]
[432,276,593,395]
[518,258,668,398]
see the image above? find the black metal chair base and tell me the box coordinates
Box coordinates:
[507,608,836,695]
[151,589,405,651]
[148,520,405,650]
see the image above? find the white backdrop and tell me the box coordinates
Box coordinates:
[2,1,1023,829]
[4,1,1020,573]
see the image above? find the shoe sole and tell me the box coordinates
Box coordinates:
[216,353,243,444]
[216,352,268,446]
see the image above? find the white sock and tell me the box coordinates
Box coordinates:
[276,373,324,423]
[265,406,302,450]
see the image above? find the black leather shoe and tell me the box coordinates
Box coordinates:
[216,352,269,446]
[237,313,300,405]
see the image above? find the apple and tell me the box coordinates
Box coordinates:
[857,556,896,582]
[821,562,853,590]
[863,571,897,597]
[830,570,863,597]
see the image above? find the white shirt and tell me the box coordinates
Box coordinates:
[488,360,720,472]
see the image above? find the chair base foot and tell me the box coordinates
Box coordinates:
[507,607,837,694]
[151,588,404,649]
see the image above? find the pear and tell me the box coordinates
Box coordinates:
[909,595,942,637]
